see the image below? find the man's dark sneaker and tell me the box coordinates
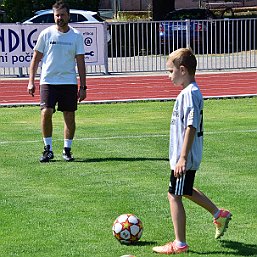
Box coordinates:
[63,147,74,162]
[40,145,54,162]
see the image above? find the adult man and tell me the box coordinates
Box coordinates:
[27,1,86,162]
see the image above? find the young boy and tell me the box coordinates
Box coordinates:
[153,48,232,254]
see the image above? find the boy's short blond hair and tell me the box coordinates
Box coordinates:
[168,48,197,75]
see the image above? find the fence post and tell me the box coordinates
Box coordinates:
[103,22,109,75]
[18,67,24,77]
[185,19,191,49]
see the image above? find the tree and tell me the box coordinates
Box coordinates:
[152,0,175,20]
[2,0,100,22]
[2,0,34,22]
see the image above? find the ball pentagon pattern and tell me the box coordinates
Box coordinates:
[112,214,143,244]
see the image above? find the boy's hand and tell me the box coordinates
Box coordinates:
[174,157,187,177]
[174,126,196,177]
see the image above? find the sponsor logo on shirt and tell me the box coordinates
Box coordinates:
[50,41,72,46]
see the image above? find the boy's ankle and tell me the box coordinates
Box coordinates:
[174,240,188,248]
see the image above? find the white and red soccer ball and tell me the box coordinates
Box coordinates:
[112,214,143,244]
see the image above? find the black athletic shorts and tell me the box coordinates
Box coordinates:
[168,170,196,196]
[40,84,78,112]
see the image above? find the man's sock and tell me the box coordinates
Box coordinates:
[64,139,73,149]
[43,137,52,151]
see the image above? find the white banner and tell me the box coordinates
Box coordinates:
[0,23,107,67]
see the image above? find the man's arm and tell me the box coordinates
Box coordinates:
[76,54,86,102]
[27,50,43,97]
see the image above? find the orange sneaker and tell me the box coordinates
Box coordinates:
[152,241,189,254]
[213,209,232,239]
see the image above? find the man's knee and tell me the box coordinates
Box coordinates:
[41,108,53,119]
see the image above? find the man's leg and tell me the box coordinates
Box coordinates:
[40,108,54,162]
[41,108,54,138]
[62,111,75,161]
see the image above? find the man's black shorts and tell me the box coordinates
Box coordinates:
[40,84,78,112]
[168,170,196,196]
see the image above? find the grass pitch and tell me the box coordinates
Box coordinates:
[0,98,256,257]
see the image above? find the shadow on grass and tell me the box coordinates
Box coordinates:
[40,157,169,164]
[221,240,257,256]
[190,240,257,256]
[74,157,169,163]
[121,241,157,246]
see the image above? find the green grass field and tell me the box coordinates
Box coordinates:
[0,98,256,257]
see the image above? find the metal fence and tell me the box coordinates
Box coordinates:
[1,17,256,77]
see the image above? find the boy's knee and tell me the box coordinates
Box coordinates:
[168,192,174,200]
[168,192,182,202]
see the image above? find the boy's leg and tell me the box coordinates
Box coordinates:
[168,170,195,244]
[168,193,186,243]
[152,171,191,254]
[184,188,219,215]
[152,195,188,255]
[185,188,232,239]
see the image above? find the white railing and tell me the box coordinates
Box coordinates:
[0,18,256,77]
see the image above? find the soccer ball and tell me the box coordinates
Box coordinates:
[112,214,143,244]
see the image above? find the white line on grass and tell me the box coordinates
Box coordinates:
[0,129,256,146]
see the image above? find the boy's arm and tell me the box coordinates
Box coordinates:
[174,125,196,178]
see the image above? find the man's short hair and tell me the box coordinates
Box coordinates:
[52,1,70,14]
[168,48,197,75]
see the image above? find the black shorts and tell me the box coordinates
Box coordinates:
[168,170,196,196]
[40,84,78,112]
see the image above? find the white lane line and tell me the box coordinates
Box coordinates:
[0,129,256,146]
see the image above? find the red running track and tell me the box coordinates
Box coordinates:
[0,71,256,106]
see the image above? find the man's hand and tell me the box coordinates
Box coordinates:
[78,87,86,102]
[27,83,36,97]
